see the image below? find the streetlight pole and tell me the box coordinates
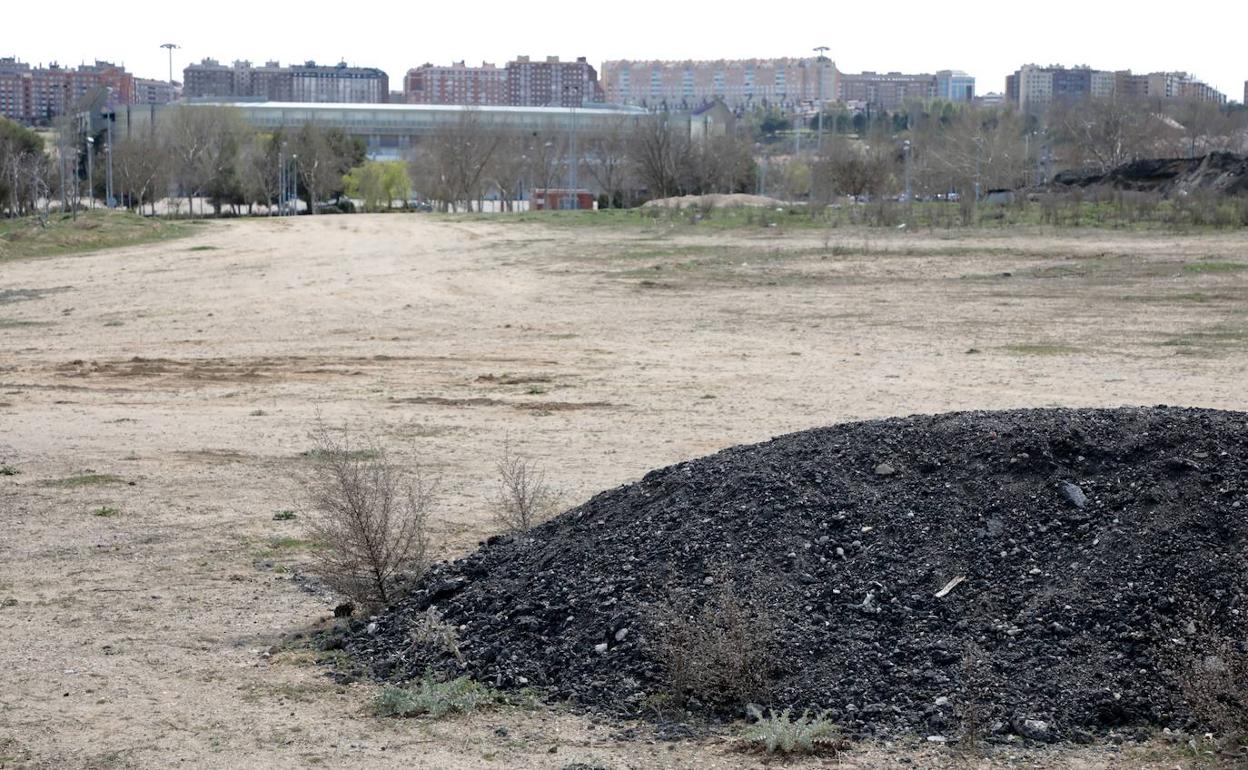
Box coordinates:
[104,111,115,208]
[85,135,94,210]
[160,43,179,88]
[564,82,581,210]
[903,139,912,203]
[814,46,829,154]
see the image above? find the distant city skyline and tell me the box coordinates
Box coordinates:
[6,0,1246,101]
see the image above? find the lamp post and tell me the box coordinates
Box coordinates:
[160,43,179,88]
[902,139,912,203]
[103,110,115,208]
[814,46,829,154]
[85,135,94,210]
[563,82,582,210]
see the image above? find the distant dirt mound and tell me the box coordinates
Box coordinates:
[641,193,788,209]
[349,407,1248,741]
[1052,152,1248,197]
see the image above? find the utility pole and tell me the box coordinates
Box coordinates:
[85,135,94,210]
[160,43,179,88]
[104,110,115,208]
[903,139,912,203]
[814,46,829,154]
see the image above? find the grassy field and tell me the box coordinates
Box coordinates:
[0,210,196,261]
[493,196,1248,232]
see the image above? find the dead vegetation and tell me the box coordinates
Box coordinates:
[491,439,561,533]
[299,426,435,608]
[649,578,777,709]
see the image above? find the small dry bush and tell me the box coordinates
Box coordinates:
[650,578,777,708]
[492,439,560,533]
[410,606,465,666]
[299,426,435,608]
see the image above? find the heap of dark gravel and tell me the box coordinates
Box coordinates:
[348,407,1248,741]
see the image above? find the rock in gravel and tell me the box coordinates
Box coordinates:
[874,462,897,476]
[350,407,1248,741]
[1059,481,1087,509]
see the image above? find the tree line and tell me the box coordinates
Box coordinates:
[4,96,1247,220]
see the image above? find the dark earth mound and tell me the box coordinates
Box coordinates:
[1051,152,1248,198]
[349,407,1248,741]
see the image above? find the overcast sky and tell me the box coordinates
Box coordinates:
[8,0,1246,101]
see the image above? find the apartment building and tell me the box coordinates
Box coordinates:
[0,57,135,124]
[839,71,938,109]
[1009,64,1227,111]
[505,56,602,107]
[134,78,177,105]
[600,58,836,110]
[183,58,387,103]
[404,62,506,105]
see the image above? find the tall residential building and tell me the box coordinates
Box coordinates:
[134,77,176,105]
[404,62,507,105]
[0,57,135,124]
[290,62,388,103]
[936,70,976,102]
[183,58,387,103]
[1009,64,1226,111]
[600,58,836,110]
[505,56,602,107]
[838,71,939,109]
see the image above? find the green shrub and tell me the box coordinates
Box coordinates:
[374,675,502,718]
[739,705,846,755]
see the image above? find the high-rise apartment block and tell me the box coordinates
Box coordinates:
[0,57,136,124]
[404,62,507,105]
[1008,64,1226,111]
[403,56,602,107]
[183,59,388,103]
[838,71,938,109]
[600,58,837,110]
[505,56,602,107]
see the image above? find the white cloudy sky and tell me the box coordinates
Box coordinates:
[8,0,1246,100]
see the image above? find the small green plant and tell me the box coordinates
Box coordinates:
[44,472,123,488]
[250,409,268,417]
[93,506,120,517]
[374,675,502,718]
[739,706,845,755]
[0,465,18,476]
[273,510,297,521]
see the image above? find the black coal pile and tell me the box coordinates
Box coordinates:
[1051,152,1248,198]
[350,407,1248,740]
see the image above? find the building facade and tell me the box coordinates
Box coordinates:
[936,70,976,102]
[0,57,135,124]
[1009,64,1227,111]
[183,58,387,103]
[839,71,939,109]
[134,77,177,105]
[600,58,836,111]
[404,62,507,105]
[505,56,602,107]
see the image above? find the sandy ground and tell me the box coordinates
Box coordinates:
[2,213,1247,769]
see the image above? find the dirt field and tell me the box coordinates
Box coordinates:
[2,213,1246,768]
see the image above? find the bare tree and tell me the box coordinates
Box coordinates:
[629,113,683,200]
[487,135,529,212]
[411,111,501,212]
[161,105,249,217]
[1050,97,1171,173]
[300,426,435,608]
[492,439,560,533]
[583,116,633,207]
[112,134,169,214]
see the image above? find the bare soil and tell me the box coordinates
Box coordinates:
[2,213,1246,768]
